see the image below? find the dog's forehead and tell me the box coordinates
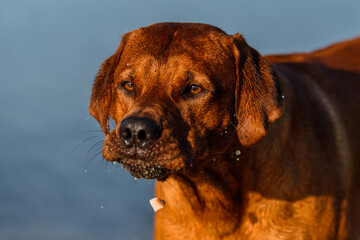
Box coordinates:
[123,23,232,61]
[116,23,234,83]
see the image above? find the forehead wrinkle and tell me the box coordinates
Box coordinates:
[118,56,160,80]
[166,55,212,82]
[115,68,134,81]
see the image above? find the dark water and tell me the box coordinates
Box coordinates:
[0,0,359,239]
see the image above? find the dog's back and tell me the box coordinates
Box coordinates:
[268,37,360,238]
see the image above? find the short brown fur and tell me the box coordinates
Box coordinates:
[89,23,360,239]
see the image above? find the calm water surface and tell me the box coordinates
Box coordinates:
[0,0,359,239]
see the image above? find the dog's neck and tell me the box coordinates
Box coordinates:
[153,128,289,237]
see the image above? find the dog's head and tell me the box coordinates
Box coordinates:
[89,23,283,180]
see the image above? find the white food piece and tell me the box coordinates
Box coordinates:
[150,197,166,212]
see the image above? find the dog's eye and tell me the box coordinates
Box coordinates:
[190,85,203,94]
[181,84,204,98]
[121,81,134,92]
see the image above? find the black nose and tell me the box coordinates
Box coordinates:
[119,117,162,148]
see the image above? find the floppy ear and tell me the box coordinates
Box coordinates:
[89,35,128,134]
[232,34,283,146]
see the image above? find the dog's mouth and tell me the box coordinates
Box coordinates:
[112,151,186,180]
[103,130,188,180]
[117,157,174,180]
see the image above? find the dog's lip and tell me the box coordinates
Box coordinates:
[115,154,184,180]
[117,158,164,170]
[117,159,172,180]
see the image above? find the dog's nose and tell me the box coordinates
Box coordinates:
[119,117,162,148]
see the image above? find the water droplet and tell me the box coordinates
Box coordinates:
[282,95,285,99]
[236,150,241,155]
[213,159,216,162]
[236,158,240,161]
[225,131,228,133]
[84,169,88,173]
[134,177,138,181]
[100,205,104,209]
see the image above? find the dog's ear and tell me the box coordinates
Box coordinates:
[232,34,283,146]
[89,35,128,134]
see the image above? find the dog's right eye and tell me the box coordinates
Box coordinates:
[118,81,135,93]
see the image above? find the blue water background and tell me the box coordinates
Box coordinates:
[0,0,359,239]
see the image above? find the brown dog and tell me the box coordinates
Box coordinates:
[89,23,360,239]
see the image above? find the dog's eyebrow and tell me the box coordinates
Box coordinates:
[184,71,214,90]
[185,71,194,82]
[118,68,135,80]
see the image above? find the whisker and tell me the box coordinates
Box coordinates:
[84,150,103,167]
[74,135,101,150]
[230,121,237,130]
[165,179,181,195]
[85,140,104,159]
[97,156,106,171]
[82,129,103,134]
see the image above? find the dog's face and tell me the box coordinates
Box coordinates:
[89,23,283,180]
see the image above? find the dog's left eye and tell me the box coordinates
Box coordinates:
[190,85,203,94]
[182,84,203,97]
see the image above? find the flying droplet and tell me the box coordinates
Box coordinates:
[236,150,241,155]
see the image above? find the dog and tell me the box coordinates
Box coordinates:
[89,22,360,239]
